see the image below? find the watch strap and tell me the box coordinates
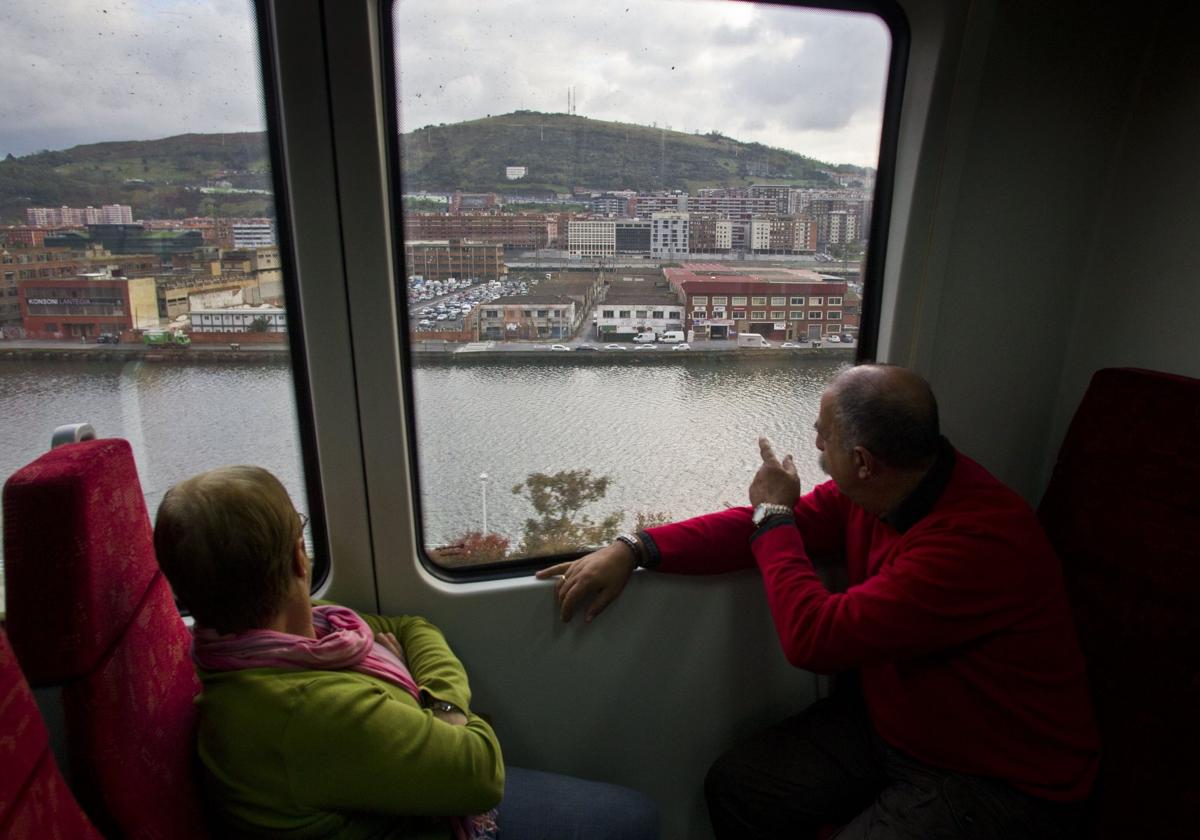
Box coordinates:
[614,532,644,566]
[752,502,794,524]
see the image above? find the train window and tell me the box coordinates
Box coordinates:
[388,0,902,574]
[0,0,318,613]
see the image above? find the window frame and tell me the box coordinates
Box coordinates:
[376,0,908,581]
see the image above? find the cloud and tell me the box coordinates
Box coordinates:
[0,0,265,157]
[393,0,892,166]
[0,0,892,168]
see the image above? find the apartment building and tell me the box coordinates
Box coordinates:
[231,220,277,249]
[689,193,777,219]
[650,212,690,259]
[634,192,688,218]
[449,192,499,212]
[404,240,506,283]
[615,220,652,254]
[567,220,616,258]
[404,213,553,250]
[750,216,818,254]
[688,216,732,253]
[0,227,47,248]
[26,204,133,226]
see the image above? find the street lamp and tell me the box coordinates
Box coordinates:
[479,472,489,534]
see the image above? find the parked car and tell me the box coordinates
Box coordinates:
[635,344,657,351]
[603,344,627,351]
[671,343,690,351]
[827,334,841,343]
[574,344,598,352]
[550,344,570,351]
[96,333,120,344]
[780,341,802,348]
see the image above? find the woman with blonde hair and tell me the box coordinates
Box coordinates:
[155,465,656,840]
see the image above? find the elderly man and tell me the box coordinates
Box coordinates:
[537,364,1099,840]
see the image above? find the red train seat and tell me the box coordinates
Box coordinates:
[3,438,209,839]
[1038,367,1200,839]
[0,625,102,839]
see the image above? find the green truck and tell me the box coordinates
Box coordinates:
[142,330,192,348]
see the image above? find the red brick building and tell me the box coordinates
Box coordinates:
[665,263,848,342]
[0,227,47,248]
[19,270,160,339]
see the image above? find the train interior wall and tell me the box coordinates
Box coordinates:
[886,0,1197,503]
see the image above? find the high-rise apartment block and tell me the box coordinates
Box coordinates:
[26,205,134,226]
[232,220,277,249]
[650,213,690,259]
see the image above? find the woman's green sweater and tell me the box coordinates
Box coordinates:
[194,611,504,839]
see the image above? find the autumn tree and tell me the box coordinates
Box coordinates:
[511,469,623,557]
[429,530,511,568]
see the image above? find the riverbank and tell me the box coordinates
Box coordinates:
[0,346,292,364]
[0,339,856,365]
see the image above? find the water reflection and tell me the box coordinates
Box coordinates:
[410,357,849,547]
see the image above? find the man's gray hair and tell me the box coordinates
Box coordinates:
[831,366,940,469]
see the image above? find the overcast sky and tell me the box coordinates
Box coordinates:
[1,0,892,168]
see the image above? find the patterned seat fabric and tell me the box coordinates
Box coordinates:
[3,438,208,839]
[0,626,103,839]
[1038,367,1200,840]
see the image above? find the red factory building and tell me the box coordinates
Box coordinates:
[19,270,160,340]
[665,263,848,342]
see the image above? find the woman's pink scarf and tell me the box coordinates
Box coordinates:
[192,605,497,840]
[192,604,420,700]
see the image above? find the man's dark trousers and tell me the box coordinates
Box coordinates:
[704,678,1084,840]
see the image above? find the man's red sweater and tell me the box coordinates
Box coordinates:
[644,449,1100,801]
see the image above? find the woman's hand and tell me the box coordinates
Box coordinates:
[431,706,469,727]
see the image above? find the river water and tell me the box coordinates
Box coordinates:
[0,355,849,606]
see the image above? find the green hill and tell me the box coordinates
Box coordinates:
[402,111,863,194]
[0,133,272,224]
[0,113,871,223]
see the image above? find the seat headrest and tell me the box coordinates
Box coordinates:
[3,438,160,685]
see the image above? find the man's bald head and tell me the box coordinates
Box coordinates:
[827,365,940,469]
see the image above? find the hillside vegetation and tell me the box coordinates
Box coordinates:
[0,133,272,223]
[402,111,862,194]
[0,113,870,223]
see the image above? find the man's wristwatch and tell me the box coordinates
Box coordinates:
[427,699,462,715]
[751,502,794,525]
[614,532,643,565]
